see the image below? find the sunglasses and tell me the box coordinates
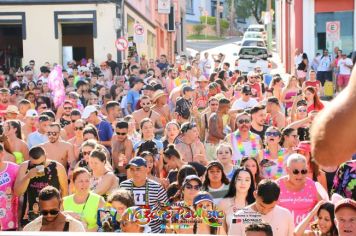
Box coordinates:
[74,127,84,131]
[237,119,251,124]
[185,183,201,191]
[41,209,60,216]
[47,132,59,136]
[292,169,308,175]
[266,131,280,137]
[83,151,91,156]
[116,132,127,136]
[297,109,307,113]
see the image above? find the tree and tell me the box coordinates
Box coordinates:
[235,0,267,24]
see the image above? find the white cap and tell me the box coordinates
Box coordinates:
[26,109,38,117]
[81,105,97,119]
[247,71,256,77]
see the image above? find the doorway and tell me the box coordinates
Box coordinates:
[61,23,94,64]
[0,24,23,70]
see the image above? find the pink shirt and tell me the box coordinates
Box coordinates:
[277,177,319,225]
[0,162,19,230]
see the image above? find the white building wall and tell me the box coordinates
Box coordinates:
[303,0,315,59]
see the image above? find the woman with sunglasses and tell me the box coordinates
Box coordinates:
[240,157,262,188]
[218,167,255,233]
[75,140,97,172]
[89,149,118,200]
[64,168,105,231]
[169,175,203,234]
[3,120,29,164]
[202,161,230,204]
[259,126,288,180]
[68,119,85,161]
[276,154,328,226]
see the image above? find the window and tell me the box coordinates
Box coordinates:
[186,0,193,15]
[315,11,354,54]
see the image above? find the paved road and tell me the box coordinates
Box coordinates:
[186,36,242,52]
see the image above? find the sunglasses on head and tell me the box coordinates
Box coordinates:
[47,132,59,136]
[41,209,59,216]
[185,183,201,191]
[292,169,308,175]
[237,119,251,124]
[74,126,84,131]
[266,131,280,137]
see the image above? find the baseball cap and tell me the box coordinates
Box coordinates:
[247,71,256,77]
[335,198,356,213]
[5,105,19,114]
[143,84,154,91]
[182,85,194,94]
[182,175,202,187]
[180,122,197,133]
[206,161,224,171]
[125,156,147,169]
[294,141,311,153]
[26,109,38,117]
[0,88,10,94]
[81,105,97,119]
[152,90,167,102]
[193,193,214,205]
[242,85,252,95]
[40,66,50,73]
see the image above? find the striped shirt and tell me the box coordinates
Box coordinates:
[207,184,229,204]
[120,178,168,233]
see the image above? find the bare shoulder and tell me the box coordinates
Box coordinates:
[59,140,73,148]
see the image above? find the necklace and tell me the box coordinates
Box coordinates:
[263,148,285,179]
[233,131,258,164]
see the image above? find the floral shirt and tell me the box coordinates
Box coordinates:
[331,160,356,199]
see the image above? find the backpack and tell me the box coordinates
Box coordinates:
[324,80,334,97]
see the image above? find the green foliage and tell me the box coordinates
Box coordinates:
[192,24,206,35]
[199,16,217,25]
[220,19,229,29]
[235,0,267,24]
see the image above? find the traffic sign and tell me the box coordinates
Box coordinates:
[115,37,128,51]
[158,0,171,14]
[326,21,340,42]
[135,24,144,35]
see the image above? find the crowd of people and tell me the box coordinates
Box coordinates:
[0,50,354,236]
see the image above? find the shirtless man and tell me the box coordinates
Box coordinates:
[111,121,133,177]
[41,123,75,170]
[175,122,208,166]
[22,109,38,141]
[206,98,230,160]
[151,90,171,128]
[266,97,286,130]
[17,99,31,122]
[132,95,163,136]
[200,97,219,142]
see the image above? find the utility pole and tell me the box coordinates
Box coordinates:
[216,0,221,37]
[266,0,273,51]
[229,0,235,36]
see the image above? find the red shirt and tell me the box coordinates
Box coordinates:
[249,83,262,100]
[305,80,321,91]
[0,103,8,118]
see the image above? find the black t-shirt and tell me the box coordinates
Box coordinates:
[297,127,310,141]
[250,125,268,144]
[107,60,118,75]
[167,162,207,184]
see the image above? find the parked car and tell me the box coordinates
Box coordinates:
[243,32,264,41]
[246,24,267,41]
[241,38,266,48]
[234,46,272,75]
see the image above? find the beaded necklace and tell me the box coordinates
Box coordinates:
[234,131,258,158]
[263,148,285,179]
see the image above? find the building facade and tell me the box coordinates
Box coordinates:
[185,0,228,24]
[275,0,356,73]
[0,0,184,69]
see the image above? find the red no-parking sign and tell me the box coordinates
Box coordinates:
[326,21,340,42]
[115,37,128,51]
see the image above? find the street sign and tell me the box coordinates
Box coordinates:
[326,21,340,42]
[134,23,145,44]
[158,0,171,14]
[115,37,128,51]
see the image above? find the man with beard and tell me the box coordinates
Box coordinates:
[151,90,171,128]
[206,98,231,161]
[41,123,75,170]
[106,101,122,130]
[111,121,133,179]
[247,71,263,101]
[0,88,10,119]
[250,105,269,144]
[56,100,73,128]
[132,95,163,136]
[23,186,84,231]
[224,112,262,165]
